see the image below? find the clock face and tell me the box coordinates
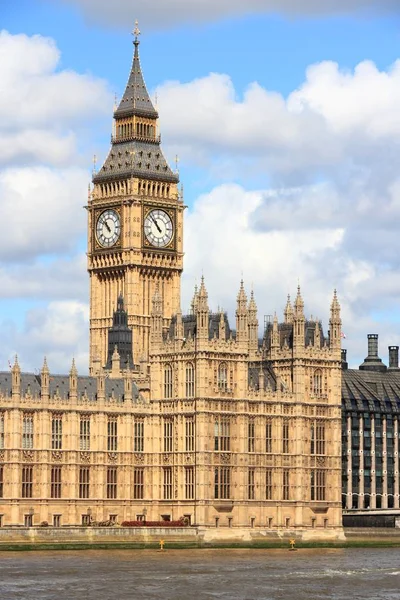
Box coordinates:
[96,209,121,248]
[144,209,174,248]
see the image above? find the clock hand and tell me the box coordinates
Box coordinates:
[151,215,162,233]
[104,220,111,233]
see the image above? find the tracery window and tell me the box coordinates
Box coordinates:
[185,363,195,398]
[134,419,144,452]
[107,417,118,452]
[22,414,33,449]
[163,467,173,500]
[22,466,33,498]
[282,469,290,501]
[214,418,230,451]
[164,365,173,399]
[51,467,62,499]
[163,418,173,453]
[313,369,323,397]
[248,468,255,500]
[248,421,255,453]
[133,468,144,499]
[51,414,62,450]
[218,363,228,392]
[214,467,231,499]
[310,421,326,455]
[265,421,272,453]
[79,416,90,451]
[79,467,90,499]
[0,413,4,449]
[311,469,326,501]
[265,469,273,500]
[185,417,195,452]
[282,420,289,454]
[185,466,194,500]
[107,467,117,499]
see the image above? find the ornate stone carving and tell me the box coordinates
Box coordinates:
[220,453,231,464]
[163,454,172,464]
[80,452,91,464]
[51,451,63,462]
[22,450,34,462]
[0,450,4,462]
[108,452,118,464]
[134,453,145,464]
[185,454,193,464]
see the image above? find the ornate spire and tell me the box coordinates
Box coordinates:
[294,285,304,316]
[236,279,247,312]
[70,357,78,377]
[284,294,294,324]
[219,310,226,340]
[93,29,178,185]
[197,276,208,311]
[248,289,257,316]
[191,284,199,314]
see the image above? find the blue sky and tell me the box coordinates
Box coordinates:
[1,0,400,371]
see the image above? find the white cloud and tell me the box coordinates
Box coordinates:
[0,301,89,374]
[54,0,400,29]
[182,181,400,368]
[156,60,400,180]
[0,167,88,261]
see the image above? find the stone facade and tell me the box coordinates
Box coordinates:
[0,31,344,539]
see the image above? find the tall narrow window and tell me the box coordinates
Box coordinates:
[282,421,289,454]
[164,365,173,399]
[266,468,273,500]
[283,469,290,501]
[107,417,118,451]
[185,363,195,398]
[79,467,90,499]
[80,416,90,451]
[311,469,326,501]
[218,363,228,391]
[133,468,144,500]
[0,465,3,498]
[163,467,173,500]
[313,369,323,397]
[22,466,33,498]
[51,414,62,450]
[185,417,195,452]
[248,421,255,453]
[248,468,255,500]
[107,467,117,499]
[310,422,325,455]
[22,414,33,449]
[0,413,4,449]
[51,466,62,499]
[163,419,173,452]
[214,467,231,499]
[214,418,230,451]
[185,466,194,500]
[134,419,144,452]
[265,421,272,453]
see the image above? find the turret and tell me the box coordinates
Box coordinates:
[41,357,50,401]
[111,345,121,379]
[272,314,280,350]
[248,289,258,359]
[196,276,209,342]
[314,320,321,348]
[191,284,199,315]
[293,286,305,350]
[69,358,78,401]
[105,295,135,371]
[329,289,341,352]
[124,362,133,402]
[218,310,226,340]
[11,355,21,400]
[236,280,248,347]
[284,295,294,324]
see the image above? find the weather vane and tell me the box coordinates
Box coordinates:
[133,19,140,39]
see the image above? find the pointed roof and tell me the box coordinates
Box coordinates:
[93,30,178,185]
[114,28,158,119]
[248,289,257,314]
[236,279,247,309]
[294,285,304,315]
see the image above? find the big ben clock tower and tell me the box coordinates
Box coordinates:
[88,24,183,372]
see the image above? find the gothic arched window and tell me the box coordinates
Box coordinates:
[185,363,195,398]
[313,369,323,397]
[218,363,228,392]
[164,364,173,399]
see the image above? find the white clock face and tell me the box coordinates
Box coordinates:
[96,209,121,248]
[144,209,174,248]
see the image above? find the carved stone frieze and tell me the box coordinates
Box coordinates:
[22,450,34,462]
[108,452,118,464]
[0,450,4,462]
[51,451,63,463]
[134,453,145,464]
[80,451,91,464]
[163,454,172,464]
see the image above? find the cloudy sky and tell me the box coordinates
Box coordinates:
[1,0,400,373]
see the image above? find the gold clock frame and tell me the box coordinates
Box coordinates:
[142,205,176,252]
[93,206,122,252]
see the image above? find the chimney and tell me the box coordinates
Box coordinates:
[341,349,348,371]
[359,334,387,373]
[389,346,399,370]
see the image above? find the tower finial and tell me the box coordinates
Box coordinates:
[132,19,141,43]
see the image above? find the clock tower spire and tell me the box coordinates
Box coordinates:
[88,26,184,373]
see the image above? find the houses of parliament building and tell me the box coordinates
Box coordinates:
[0,28,380,541]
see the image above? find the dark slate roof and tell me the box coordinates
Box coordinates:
[248,361,277,392]
[0,372,140,403]
[93,140,178,184]
[168,313,233,341]
[264,320,327,350]
[342,369,400,414]
[114,39,158,119]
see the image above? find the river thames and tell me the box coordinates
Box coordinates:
[0,548,399,599]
